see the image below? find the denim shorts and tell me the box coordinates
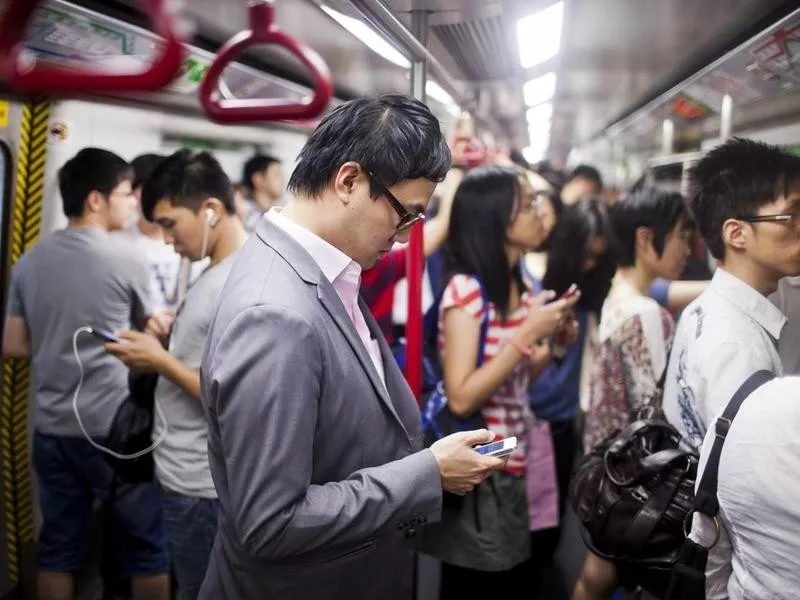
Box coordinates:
[160,488,218,600]
[33,431,170,576]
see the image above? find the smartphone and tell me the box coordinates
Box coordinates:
[89,327,121,344]
[560,283,579,300]
[474,436,517,458]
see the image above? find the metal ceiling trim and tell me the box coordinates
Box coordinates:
[346,0,507,139]
[604,6,800,140]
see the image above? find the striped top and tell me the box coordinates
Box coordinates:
[437,274,534,476]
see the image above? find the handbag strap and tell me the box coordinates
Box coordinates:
[475,278,491,367]
[692,370,774,517]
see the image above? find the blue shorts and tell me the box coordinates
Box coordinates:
[33,431,170,577]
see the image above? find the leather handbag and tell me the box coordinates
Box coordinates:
[569,415,698,597]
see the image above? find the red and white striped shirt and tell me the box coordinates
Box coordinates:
[438,274,533,476]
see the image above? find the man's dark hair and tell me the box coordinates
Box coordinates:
[242,154,281,192]
[141,149,235,221]
[611,187,694,267]
[58,148,132,219]
[568,164,603,190]
[131,153,165,191]
[688,137,800,260]
[288,94,451,199]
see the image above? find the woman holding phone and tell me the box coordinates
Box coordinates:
[419,165,580,597]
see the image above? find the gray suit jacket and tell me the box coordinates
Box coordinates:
[198,218,443,599]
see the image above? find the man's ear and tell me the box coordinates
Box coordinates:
[722,218,748,252]
[332,162,363,204]
[635,226,653,254]
[84,190,105,214]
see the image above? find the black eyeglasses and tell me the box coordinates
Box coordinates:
[367,171,425,232]
[737,212,800,227]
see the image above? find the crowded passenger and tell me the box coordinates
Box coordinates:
[198,94,508,600]
[662,138,800,450]
[105,150,246,600]
[560,165,604,206]
[658,138,800,599]
[520,196,616,586]
[419,165,580,597]
[111,153,180,320]
[2,148,170,600]
[771,275,800,374]
[239,153,285,232]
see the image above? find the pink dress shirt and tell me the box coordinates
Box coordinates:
[267,209,386,386]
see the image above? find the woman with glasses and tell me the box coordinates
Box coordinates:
[419,165,580,598]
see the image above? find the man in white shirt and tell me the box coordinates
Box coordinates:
[694,375,800,599]
[112,154,181,315]
[659,137,800,598]
[770,276,800,374]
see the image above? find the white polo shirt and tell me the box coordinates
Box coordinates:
[692,376,800,599]
[770,276,800,375]
[662,268,787,451]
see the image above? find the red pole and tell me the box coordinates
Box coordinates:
[405,220,424,402]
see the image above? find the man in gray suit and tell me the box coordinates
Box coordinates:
[199,95,506,599]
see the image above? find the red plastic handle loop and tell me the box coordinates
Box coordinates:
[0,0,185,93]
[199,1,333,123]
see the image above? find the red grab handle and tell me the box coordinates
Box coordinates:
[199,0,333,123]
[0,0,185,93]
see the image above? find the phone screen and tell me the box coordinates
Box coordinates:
[475,440,506,456]
[90,328,121,344]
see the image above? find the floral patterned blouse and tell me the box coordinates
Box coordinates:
[583,278,676,452]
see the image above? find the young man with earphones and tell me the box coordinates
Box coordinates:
[104,149,246,600]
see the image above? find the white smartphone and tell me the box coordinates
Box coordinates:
[474,436,517,458]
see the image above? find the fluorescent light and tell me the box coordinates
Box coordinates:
[321,6,411,69]
[425,80,454,105]
[526,102,553,125]
[523,72,556,107]
[517,2,564,69]
[522,146,546,164]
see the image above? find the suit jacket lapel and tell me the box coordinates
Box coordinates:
[317,283,405,432]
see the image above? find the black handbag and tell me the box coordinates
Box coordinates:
[664,369,775,600]
[103,370,159,484]
[569,415,698,598]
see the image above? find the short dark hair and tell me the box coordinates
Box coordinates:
[141,149,235,221]
[688,137,800,260]
[58,148,132,219]
[543,196,616,314]
[131,153,165,190]
[288,94,451,199]
[611,187,694,267]
[568,164,603,190]
[443,165,522,318]
[242,154,281,192]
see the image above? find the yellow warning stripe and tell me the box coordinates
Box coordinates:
[2,96,49,585]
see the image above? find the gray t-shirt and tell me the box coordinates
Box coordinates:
[153,253,236,498]
[7,227,151,437]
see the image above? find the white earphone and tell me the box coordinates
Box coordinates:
[205,208,216,226]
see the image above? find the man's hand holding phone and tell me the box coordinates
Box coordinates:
[429,429,507,496]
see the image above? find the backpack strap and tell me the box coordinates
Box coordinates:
[475,279,491,367]
[692,369,775,517]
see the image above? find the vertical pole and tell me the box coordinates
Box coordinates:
[720,93,733,142]
[661,118,675,155]
[405,9,428,403]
